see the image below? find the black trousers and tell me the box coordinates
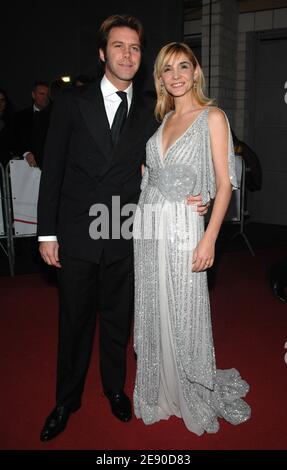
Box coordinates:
[56,251,134,408]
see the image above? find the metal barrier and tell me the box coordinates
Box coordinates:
[7,159,40,236]
[0,162,14,275]
[0,163,5,237]
[2,159,41,275]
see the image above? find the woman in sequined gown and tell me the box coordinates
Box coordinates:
[133,43,251,435]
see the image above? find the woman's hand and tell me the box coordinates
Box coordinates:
[192,236,215,272]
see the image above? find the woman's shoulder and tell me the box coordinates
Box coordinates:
[207,106,229,128]
[207,106,226,119]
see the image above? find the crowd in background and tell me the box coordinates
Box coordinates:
[0,75,93,169]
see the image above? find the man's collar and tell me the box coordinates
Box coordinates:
[101,75,133,100]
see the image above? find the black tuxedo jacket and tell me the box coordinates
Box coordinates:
[37,81,158,264]
[14,105,51,169]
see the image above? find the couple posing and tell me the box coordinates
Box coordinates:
[38,14,250,441]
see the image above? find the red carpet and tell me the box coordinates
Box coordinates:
[1,247,287,450]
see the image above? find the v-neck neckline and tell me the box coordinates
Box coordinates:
[159,107,209,165]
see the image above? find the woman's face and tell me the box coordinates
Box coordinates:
[160,52,197,98]
[0,93,6,113]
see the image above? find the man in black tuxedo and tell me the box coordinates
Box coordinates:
[14,81,51,169]
[38,14,158,441]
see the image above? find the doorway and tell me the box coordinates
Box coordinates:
[250,29,287,225]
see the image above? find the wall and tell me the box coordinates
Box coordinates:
[184,1,287,225]
[184,1,287,140]
[236,6,287,141]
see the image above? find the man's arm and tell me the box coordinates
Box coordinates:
[192,108,232,272]
[37,92,72,237]
[37,92,72,267]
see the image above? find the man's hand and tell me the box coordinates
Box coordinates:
[26,152,37,167]
[186,194,210,216]
[39,241,61,268]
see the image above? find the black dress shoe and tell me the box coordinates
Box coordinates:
[40,403,80,442]
[271,281,287,303]
[106,391,132,422]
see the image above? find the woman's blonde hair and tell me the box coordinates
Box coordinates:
[154,42,214,121]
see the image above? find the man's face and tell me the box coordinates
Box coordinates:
[32,85,49,110]
[99,26,141,89]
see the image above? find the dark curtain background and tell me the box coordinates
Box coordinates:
[2,0,183,110]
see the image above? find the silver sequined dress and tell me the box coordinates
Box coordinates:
[133,107,251,434]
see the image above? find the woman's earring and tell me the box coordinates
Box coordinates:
[160,81,164,96]
[193,79,197,89]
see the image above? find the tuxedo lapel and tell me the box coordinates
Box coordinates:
[76,85,151,178]
[77,82,113,158]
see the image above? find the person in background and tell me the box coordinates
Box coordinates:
[231,129,262,192]
[14,81,51,169]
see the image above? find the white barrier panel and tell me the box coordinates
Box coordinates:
[9,160,41,236]
[225,155,243,222]
[0,183,4,235]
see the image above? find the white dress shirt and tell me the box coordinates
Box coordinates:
[101,75,132,127]
[38,76,133,242]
